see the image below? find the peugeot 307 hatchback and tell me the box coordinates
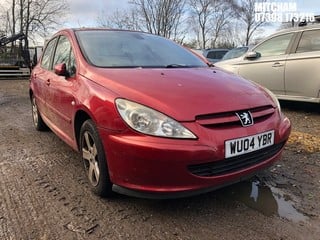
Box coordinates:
[29,28,291,198]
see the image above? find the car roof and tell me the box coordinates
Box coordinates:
[55,28,153,37]
[71,28,138,32]
[270,24,320,37]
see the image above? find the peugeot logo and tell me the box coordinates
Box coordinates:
[236,111,254,127]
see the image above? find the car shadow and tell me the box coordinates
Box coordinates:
[280,100,319,114]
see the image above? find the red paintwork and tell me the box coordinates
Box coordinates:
[30,29,291,195]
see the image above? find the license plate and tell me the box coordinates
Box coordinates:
[225,130,274,158]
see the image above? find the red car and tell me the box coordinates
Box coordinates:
[29,29,291,198]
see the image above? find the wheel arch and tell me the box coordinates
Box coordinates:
[29,88,33,101]
[74,110,92,151]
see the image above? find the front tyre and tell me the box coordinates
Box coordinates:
[80,120,113,197]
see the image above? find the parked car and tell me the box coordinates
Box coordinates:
[215,25,320,104]
[29,28,291,198]
[203,48,229,63]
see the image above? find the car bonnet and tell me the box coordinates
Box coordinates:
[88,67,275,122]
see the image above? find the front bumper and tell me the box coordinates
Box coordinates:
[99,114,291,198]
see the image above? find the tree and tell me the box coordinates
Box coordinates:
[1,0,68,46]
[97,9,140,31]
[219,22,244,47]
[188,0,235,49]
[231,0,265,45]
[98,0,187,41]
[129,0,186,39]
[188,0,213,49]
[209,1,234,48]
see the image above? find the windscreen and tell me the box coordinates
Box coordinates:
[76,30,207,68]
[222,47,248,61]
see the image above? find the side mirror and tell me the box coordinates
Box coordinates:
[54,63,68,76]
[245,51,260,60]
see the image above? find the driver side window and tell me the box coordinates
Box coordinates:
[254,33,294,57]
[53,35,77,77]
[41,37,57,70]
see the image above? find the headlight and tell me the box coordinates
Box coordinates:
[115,99,197,139]
[264,88,281,113]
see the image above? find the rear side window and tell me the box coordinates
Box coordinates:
[296,30,320,53]
[254,33,293,57]
[41,38,57,70]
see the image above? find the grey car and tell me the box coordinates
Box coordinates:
[215,25,320,104]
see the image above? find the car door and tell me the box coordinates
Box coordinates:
[32,37,58,120]
[237,33,294,95]
[46,35,77,144]
[285,29,320,100]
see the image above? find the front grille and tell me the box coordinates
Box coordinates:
[195,105,275,128]
[188,142,285,177]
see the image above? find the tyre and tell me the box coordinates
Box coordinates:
[80,120,113,197]
[31,95,48,131]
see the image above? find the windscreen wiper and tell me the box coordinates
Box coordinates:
[165,64,190,68]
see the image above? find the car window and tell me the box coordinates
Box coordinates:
[207,50,228,59]
[75,30,207,68]
[254,33,294,57]
[41,37,57,70]
[53,35,77,77]
[68,50,76,77]
[222,47,248,60]
[296,30,320,53]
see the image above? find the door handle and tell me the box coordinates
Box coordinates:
[272,62,284,68]
[46,79,50,86]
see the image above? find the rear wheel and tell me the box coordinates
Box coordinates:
[31,95,48,131]
[80,120,113,197]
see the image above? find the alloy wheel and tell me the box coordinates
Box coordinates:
[82,131,100,187]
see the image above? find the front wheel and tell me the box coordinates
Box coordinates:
[80,120,113,197]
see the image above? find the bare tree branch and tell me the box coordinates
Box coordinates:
[188,0,235,49]
[0,0,68,46]
[230,0,266,45]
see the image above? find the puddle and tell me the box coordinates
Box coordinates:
[221,178,308,223]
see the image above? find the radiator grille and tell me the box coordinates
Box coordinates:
[188,142,284,177]
[195,105,275,128]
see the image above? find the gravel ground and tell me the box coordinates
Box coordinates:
[0,79,319,240]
